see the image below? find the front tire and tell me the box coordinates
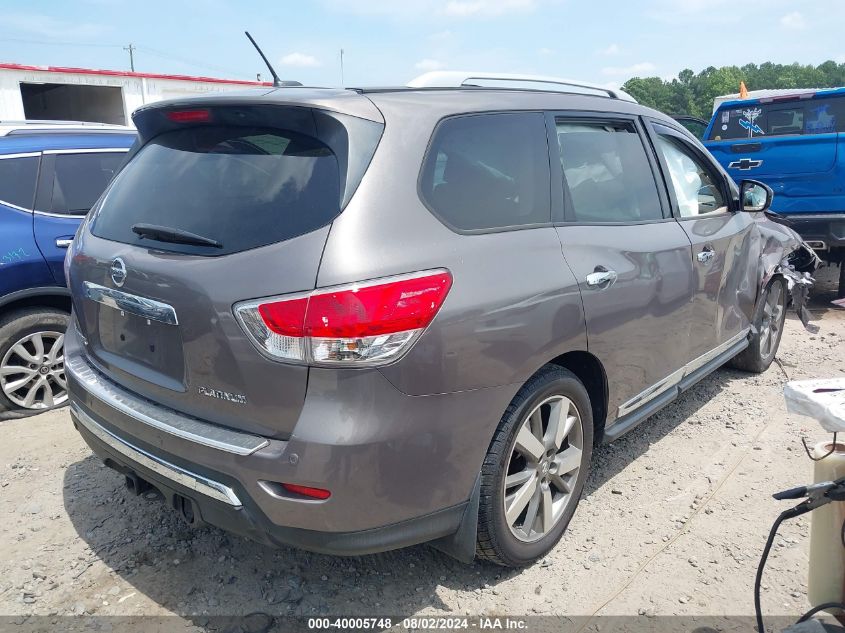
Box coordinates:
[0,308,69,413]
[728,276,787,373]
[476,366,593,567]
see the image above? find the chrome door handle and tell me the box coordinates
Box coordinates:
[697,248,715,264]
[55,238,73,249]
[586,269,618,287]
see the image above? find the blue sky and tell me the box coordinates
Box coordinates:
[0,0,843,87]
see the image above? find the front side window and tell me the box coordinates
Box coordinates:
[656,135,727,217]
[50,152,126,215]
[420,112,550,231]
[0,155,39,210]
[556,120,663,223]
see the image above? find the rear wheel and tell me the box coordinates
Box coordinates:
[476,366,593,567]
[728,276,787,373]
[0,309,69,412]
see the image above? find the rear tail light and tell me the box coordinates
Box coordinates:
[234,269,452,366]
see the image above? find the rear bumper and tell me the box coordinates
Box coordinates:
[70,402,466,555]
[65,326,515,555]
[770,213,845,250]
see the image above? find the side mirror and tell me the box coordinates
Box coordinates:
[740,179,774,212]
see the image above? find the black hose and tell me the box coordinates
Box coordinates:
[797,602,845,623]
[756,506,808,633]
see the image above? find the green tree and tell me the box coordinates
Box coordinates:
[622,60,845,119]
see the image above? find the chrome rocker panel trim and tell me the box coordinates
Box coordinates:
[70,402,242,507]
[617,328,750,418]
[66,352,269,456]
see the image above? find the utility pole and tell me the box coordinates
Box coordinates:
[124,43,136,72]
[339,48,344,87]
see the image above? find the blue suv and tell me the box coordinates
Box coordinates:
[704,88,845,295]
[0,121,135,413]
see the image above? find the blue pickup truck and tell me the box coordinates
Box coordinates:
[0,121,136,413]
[704,88,845,296]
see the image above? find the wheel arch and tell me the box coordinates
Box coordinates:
[547,350,608,444]
[0,287,71,318]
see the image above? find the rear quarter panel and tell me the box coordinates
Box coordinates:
[317,93,588,397]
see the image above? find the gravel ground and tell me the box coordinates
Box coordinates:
[1,266,843,627]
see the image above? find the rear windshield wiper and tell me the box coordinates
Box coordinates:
[131,223,223,248]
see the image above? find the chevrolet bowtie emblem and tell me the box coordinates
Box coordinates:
[729,158,763,171]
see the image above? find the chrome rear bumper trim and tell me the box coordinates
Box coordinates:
[66,352,269,456]
[71,402,242,507]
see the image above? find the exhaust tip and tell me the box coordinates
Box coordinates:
[173,494,200,526]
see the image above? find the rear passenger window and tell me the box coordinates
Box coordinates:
[51,152,126,216]
[420,113,550,231]
[0,155,39,210]
[556,120,663,223]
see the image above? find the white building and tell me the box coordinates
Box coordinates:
[0,62,270,126]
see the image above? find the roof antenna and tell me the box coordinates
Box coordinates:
[245,31,301,87]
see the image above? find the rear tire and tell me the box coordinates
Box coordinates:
[0,308,69,413]
[728,276,787,374]
[476,366,593,567]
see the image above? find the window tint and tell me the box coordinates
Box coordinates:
[420,113,550,231]
[556,120,662,223]
[768,108,803,135]
[91,126,341,256]
[0,156,38,210]
[656,135,727,217]
[709,96,845,140]
[51,152,126,215]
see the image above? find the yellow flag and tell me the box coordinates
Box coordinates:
[739,81,749,99]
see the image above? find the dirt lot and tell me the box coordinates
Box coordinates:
[1,267,844,626]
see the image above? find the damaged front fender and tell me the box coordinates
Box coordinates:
[755,215,820,332]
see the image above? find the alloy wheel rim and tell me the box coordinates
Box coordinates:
[760,284,784,359]
[0,331,67,410]
[503,394,584,543]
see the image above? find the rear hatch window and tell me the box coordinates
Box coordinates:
[91,126,341,256]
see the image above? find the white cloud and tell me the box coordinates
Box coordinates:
[780,11,806,29]
[600,43,621,56]
[415,58,445,71]
[538,47,554,56]
[322,0,538,18]
[430,30,453,41]
[4,12,107,39]
[279,52,321,68]
[442,0,537,17]
[602,62,656,76]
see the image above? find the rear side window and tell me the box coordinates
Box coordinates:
[50,152,126,216]
[0,155,38,210]
[420,112,551,231]
[709,96,845,140]
[556,120,663,223]
[92,126,340,256]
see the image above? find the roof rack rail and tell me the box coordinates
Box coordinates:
[407,71,637,102]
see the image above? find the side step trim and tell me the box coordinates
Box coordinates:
[71,402,243,507]
[66,352,269,456]
[603,332,750,444]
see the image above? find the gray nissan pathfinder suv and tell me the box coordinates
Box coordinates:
[65,72,808,567]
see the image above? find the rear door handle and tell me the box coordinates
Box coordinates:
[697,246,715,264]
[55,238,74,249]
[586,269,618,288]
